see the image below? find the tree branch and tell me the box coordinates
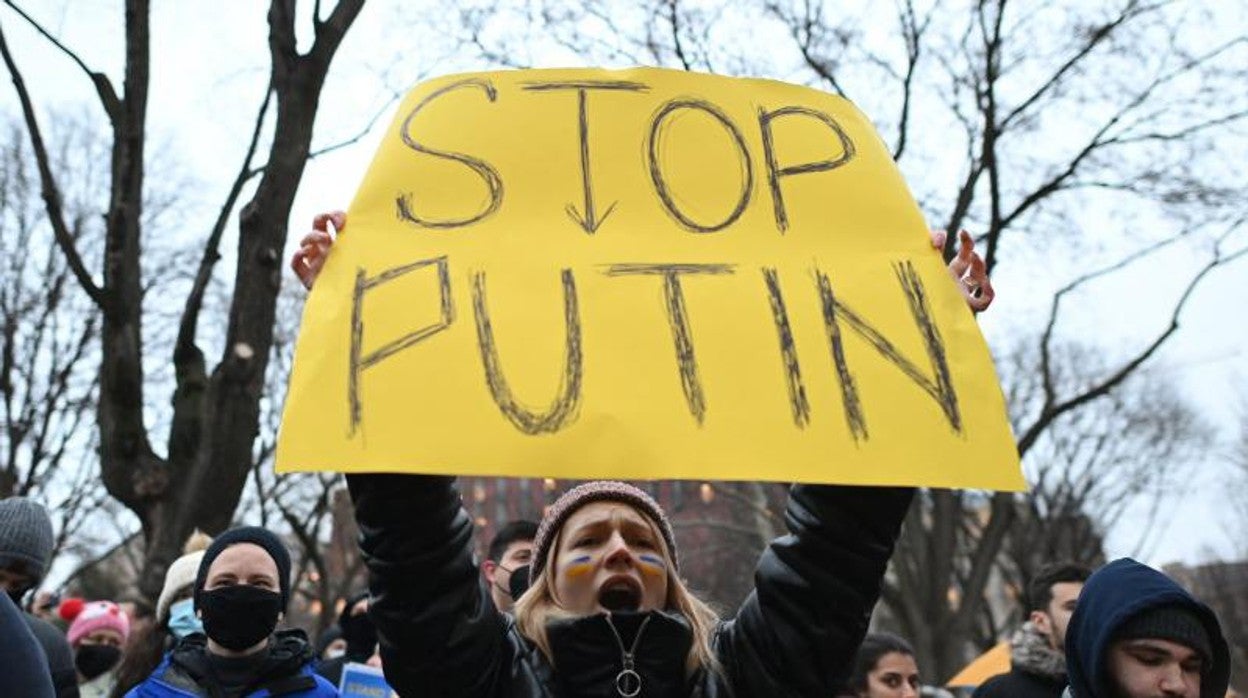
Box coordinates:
[1022,222,1247,454]
[176,83,274,361]
[664,0,693,71]
[890,0,926,161]
[0,24,104,306]
[308,0,365,66]
[1,1,121,117]
[999,1,1147,130]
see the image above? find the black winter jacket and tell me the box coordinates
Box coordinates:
[24,610,80,698]
[2,592,55,698]
[348,473,914,697]
[973,668,1065,698]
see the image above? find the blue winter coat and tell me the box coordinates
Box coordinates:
[1064,558,1229,698]
[124,631,338,698]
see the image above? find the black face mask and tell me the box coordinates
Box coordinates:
[198,585,283,651]
[341,611,377,662]
[75,644,122,680]
[508,565,531,601]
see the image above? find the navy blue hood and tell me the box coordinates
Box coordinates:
[1064,558,1229,698]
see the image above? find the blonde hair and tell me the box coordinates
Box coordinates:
[513,509,720,678]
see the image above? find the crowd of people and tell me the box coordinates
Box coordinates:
[0,214,1231,697]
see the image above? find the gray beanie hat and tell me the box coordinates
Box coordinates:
[0,497,55,588]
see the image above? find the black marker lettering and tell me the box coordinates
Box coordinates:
[396,78,504,228]
[647,99,753,233]
[349,257,454,436]
[814,261,961,442]
[762,268,810,428]
[472,269,583,434]
[758,106,856,233]
[521,80,649,234]
[604,263,735,424]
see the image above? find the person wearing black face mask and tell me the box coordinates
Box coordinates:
[124,526,336,698]
[66,600,131,697]
[481,520,537,614]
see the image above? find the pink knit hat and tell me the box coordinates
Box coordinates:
[531,481,678,575]
[67,601,131,646]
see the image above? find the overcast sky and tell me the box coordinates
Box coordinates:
[4,1,1245,567]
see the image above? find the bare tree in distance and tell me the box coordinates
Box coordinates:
[441,0,1248,678]
[0,113,136,579]
[0,0,366,600]
[940,339,1211,646]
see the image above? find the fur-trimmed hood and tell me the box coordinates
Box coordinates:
[1010,621,1066,681]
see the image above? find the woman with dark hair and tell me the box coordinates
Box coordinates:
[840,633,922,698]
[291,214,992,696]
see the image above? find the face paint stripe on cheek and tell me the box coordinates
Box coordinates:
[563,554,593,578]
[638,553,667,577]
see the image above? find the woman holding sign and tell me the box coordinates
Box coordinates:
[292,213,991,697]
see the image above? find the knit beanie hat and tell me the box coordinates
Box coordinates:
[193,526,292,611]
[157,550,205,622]
[531,481,677,575]
[1115,605,1213,663]
[67,600,131,646]
[0,497,55,588]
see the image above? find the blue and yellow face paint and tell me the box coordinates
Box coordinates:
[637,553,667,579]
[563,554,594,579]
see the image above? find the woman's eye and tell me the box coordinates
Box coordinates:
[575,537,597,547]
[884,676,900,688]
[630,538,655,549]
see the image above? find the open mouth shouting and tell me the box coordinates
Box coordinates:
[598,576,644,612]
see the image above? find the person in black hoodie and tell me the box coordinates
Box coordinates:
[1063,558,1229,698]
[0,496,79,698]
[124,527,336,697]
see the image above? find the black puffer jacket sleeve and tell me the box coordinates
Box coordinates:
[715,484,914,696]
[347,473,510,696]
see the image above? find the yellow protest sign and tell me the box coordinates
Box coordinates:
[277,67,1024,490]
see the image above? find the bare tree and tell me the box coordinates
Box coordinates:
[0,113,121,580]
[0,0,366,600]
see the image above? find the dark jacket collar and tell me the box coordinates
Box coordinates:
[545,610,696,697]
[167,629,317,696]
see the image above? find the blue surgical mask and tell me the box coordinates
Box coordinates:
[167,598,203,639]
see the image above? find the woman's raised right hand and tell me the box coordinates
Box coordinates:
[290,210,345,290]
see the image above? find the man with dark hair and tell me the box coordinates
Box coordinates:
[481,520,537,613]
[1063,558,1228,698]
[975,562,1092,698]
